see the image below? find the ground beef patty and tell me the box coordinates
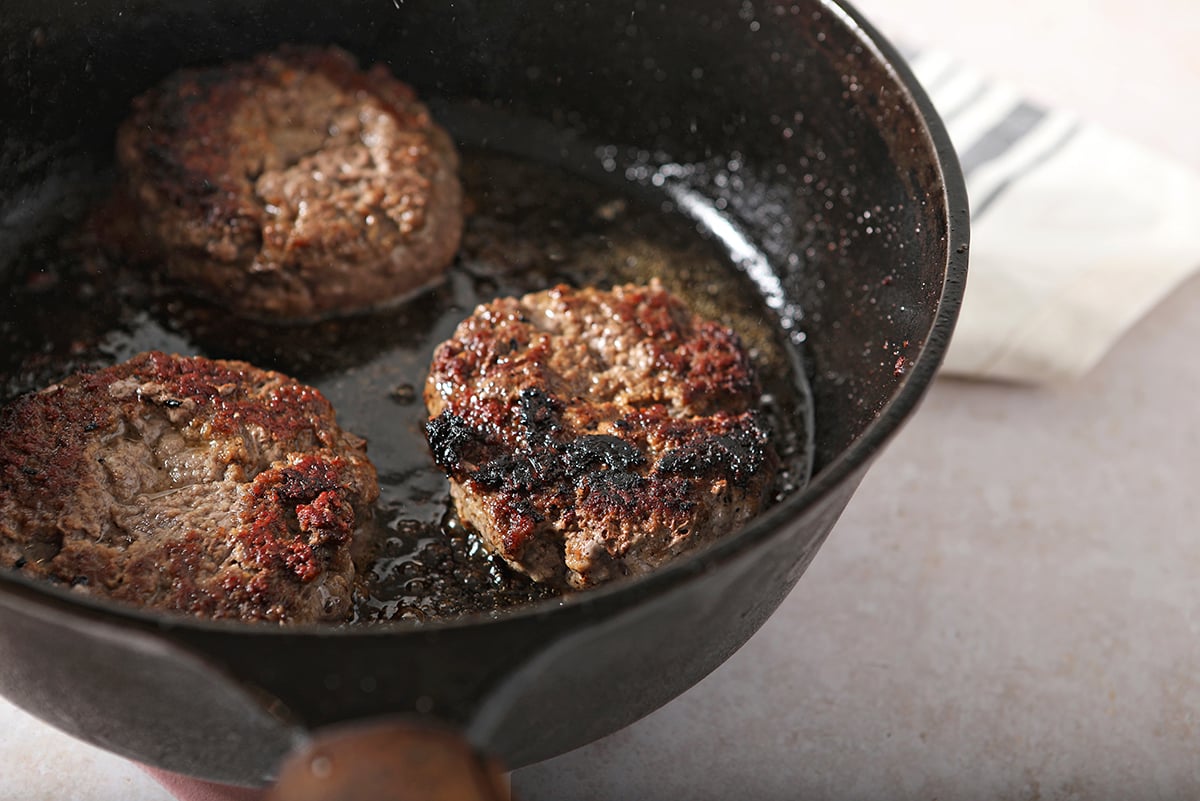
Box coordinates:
[116,45,462,320]
[0,352,379,623]
[425,283,778,589]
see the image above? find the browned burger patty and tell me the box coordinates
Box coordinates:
[0,352,379,623]
[116,46,463,320]
[424,283,778,589]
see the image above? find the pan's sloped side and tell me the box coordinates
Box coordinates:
[0,584,302,782]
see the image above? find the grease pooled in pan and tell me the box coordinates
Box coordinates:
[0,139,813,622]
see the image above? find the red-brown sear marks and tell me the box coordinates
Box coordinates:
[494,496,542,554]
[130,350,338,442]
[605,283,686,344]
[0,382,109,509]
[218,570,276,618]
[666,322,759,409]
[239,455,355,582]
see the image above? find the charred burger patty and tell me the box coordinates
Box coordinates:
[425,283,778,589]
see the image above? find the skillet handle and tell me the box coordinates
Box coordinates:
[267,720,511,801]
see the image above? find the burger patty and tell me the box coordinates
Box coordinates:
[424,283,778,589]
[0,352,379,623]
[116,45,463,320]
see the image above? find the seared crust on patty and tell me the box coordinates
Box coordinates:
[116,45,462,320]
[0,352,379,623]
[425,283,777,589]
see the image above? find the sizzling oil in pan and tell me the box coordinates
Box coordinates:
[0,142,813,622]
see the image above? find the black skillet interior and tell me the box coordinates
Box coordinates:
[0,0,967,786]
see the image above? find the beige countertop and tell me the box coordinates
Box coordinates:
[3,1,1198,799]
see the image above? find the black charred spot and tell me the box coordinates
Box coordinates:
[473,446,570,498]
[71,575,89,587]
[507,496,543,524]
[564,435,645,478]
[580,470,648,515]
[472,454,539,492]
[83,421,99,432]
[426,412,478,470]
[517,388,562,443]
[582,469,646,494]
[13,556,27,569]
[164,399,183,408]
[655,426,767,485]
[656,478,699,516]
[471,430,650,500]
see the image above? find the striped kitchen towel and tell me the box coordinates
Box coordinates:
[906,50,1200,383]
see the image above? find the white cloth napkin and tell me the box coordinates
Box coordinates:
[906,49,1200,384]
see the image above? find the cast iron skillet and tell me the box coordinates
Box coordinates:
[0,0,968,792]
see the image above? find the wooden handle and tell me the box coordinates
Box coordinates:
[267,720,511,801]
